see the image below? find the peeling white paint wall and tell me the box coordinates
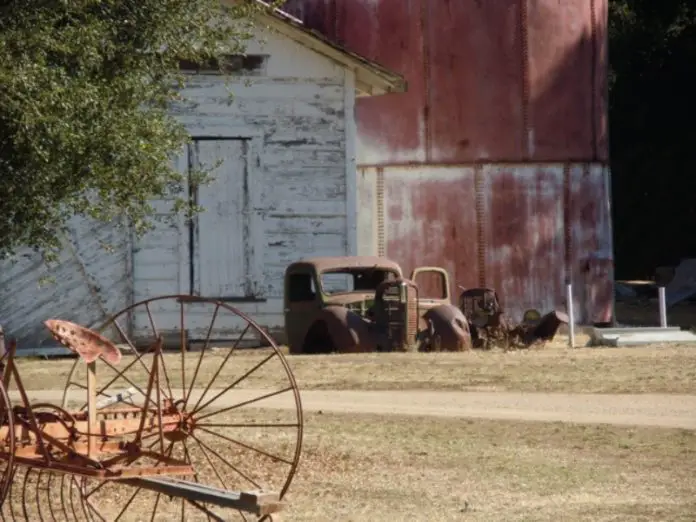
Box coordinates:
[0,24,357,345]
[0,217,130,347]
[131,24,354,340]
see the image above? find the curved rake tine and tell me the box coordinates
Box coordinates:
[46,472,57,522]
[59,474,71,522]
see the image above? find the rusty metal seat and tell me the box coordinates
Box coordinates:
[44,319,122,365]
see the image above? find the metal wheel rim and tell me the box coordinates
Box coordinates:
[61,295,303,522]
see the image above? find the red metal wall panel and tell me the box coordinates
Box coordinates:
[284,0,613,322]
[283,0,427,164]
[338,0,427,165]
[593,0,609,162]
[569,164,613,323]
[527,0,595,161]
[426,1,525,162]
[382,167,479,299]
[481,166,566,319]
[284,0,608,163]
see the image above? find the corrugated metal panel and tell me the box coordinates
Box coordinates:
[593,0,609,162]
[283,0,613,322]
[426,1,525,162]
[357,164,613,322]
[283,0,608,163]
[284,0,427,165]
[0,217,130,347]
[527,0,595,161]
[481,165,566,319]
[378,166,480,298]
[569,164,613,323]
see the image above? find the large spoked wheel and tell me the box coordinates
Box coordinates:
[0,378,15,510]
[61,295,303,522]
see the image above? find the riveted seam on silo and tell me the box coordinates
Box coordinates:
[590,0,598,161]
[475,164,486,287]
[421,0,433,162]
[376,167,386,258]
[520,0,531,160]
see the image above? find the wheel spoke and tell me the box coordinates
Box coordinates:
[195,386,294,422]
[189,433,262,490]
[186,499,226,522]
[182,440,213,522]
[197,422,299,429]
[183,304,221,411]
[191,350,273,417]
[191,323,252,415]
[180,299,186,403]
[59,295,303,521]
[197,426,293,465]
[191,436,227,490]
[157,349,175,404]
[111,320,172,404]
[145,302,159,339]
[149,492,161,522]
[113,486,142,522]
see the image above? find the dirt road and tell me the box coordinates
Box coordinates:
[17,388,696,430]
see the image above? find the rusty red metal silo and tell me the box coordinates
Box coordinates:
[282,0,613,324]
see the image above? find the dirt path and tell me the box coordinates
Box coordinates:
[16,388,696,430]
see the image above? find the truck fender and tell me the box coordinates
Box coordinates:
[308,306,375,353]
[422,304,472,352]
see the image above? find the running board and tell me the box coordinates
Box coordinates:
[119,477,284,516]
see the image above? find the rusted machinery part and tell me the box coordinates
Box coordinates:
[300,306,376,354]
[513,310,570,347]
[0,402,89,521]
[421,304,472,352]
[61,295,304,522]
[44,319,122,365]
[0,378,15,510]
[0,466,87,521]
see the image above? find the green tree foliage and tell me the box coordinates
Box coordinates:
[0,0,273,260]
[609,0,696,277]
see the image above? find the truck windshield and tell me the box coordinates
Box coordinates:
[320,268,397,295]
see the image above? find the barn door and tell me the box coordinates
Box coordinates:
[190,138,262,299]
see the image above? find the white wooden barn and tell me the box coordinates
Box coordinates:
[0,8,405,347]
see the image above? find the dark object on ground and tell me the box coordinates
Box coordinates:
[458,288,568,349]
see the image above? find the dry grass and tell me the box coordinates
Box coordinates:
[5,408,693,521]
[3,340,695,521]
[14,341,696,395]
[283,411,696,521]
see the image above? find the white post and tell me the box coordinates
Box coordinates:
[566,283,576,348]
[658,286,668,328]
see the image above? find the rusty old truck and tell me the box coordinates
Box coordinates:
[283,256,470,354]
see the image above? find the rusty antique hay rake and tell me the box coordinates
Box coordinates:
[0,295,303,521]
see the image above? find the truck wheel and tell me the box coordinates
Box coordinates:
[303,321,335,354]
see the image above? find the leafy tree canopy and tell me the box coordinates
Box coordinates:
[0,0,275,260]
